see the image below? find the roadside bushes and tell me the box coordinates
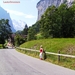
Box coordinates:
[0,44,3,49]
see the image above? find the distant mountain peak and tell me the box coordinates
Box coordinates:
[0,6,26,32]
[12,19,26,31]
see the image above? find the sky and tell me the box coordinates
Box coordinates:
[0,0,40,27]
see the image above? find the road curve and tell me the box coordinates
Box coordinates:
[0,49,75,75]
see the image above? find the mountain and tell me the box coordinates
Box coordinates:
[0,6,16,32]
[36,0,74,20]
[12,19,26,31]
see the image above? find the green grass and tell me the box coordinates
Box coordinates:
[0,44,3,49]
[36,33,44,39]
[20,38,75,54]
[19,38,75,70]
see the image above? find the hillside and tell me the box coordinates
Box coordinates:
[20,38,75,55]
[19,38,75,70]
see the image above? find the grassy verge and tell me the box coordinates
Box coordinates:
[16,48,75,70]
[17,38,75,70]
[20,38,75,54]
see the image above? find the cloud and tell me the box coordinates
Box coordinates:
[12,19,26,31]
[30,0,36,1]
[25,15,35,18]
[30,0,39,2]
[5,9,35,19]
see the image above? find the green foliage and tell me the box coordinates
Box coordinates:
[0,44,3,49]
[26,21,40,41]
[14,34,26,46]
[0,19,12,44]
[39,4,75,38]
[4,40,8,47]
[20,3,75,41]
[33,21,40,33]
[0,36,5,44]
[15,30,22,35]
[27,26,36,41]
[36,33,44,40]
[22,24,28,35]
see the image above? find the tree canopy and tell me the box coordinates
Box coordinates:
[39,3,75,38]
[0,19,12,44]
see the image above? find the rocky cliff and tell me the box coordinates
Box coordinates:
[0,6,16,32]
[36,0,74,20]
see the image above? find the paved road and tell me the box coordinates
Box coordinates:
[0,49,75,75]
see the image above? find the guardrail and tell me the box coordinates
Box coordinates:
[16,47,39,52]
[46,51,75,58]
[16,47,75,62]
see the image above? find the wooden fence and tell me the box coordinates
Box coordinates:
[16,47,75,62]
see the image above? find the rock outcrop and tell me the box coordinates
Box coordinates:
[36,0,74,20]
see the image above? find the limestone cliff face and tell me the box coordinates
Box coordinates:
[36,0,74,20]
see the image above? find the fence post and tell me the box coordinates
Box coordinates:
[58,50,60,62]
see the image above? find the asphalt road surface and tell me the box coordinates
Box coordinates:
[0,49,75,75]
